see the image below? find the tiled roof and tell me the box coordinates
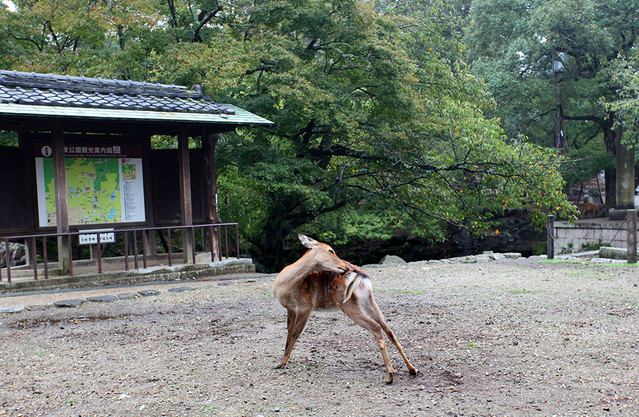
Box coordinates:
[0,70,235,115]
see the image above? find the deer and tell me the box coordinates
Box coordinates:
[578,202,603,219]
[272,234,418,384]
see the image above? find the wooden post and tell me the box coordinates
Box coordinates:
[19,131,38,252]
[141,136,157,259]
[546,215,555,259]
[203,131,221,260]
[628,209,637,264]
[178,132,194,263]
[143,230,156,259]
[53,129,71,273]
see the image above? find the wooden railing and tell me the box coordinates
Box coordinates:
[0,223,239,283]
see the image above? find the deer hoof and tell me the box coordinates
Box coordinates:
[386,373,394,384]
[409,368,419,376]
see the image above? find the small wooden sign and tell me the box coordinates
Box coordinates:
[79,229,115,245]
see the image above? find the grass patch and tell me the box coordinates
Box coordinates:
[508,289,542,294]
[541,259,639,267]
[541,259,583,264]
[393,289,424,294]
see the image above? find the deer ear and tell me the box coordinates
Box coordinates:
[298,234,317,248]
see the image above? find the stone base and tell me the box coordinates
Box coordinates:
[0,258,256,294]
[609,209,631,221]
[599,246,639,260]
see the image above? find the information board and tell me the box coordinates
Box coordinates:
[35,143,146,227]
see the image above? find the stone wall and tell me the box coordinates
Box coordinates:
[553,220,637,254]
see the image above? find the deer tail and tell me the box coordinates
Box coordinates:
[343,269,370,303]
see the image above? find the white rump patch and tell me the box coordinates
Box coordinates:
[343,271,371,302]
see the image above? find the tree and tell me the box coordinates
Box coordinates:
[213,0,575,269]
[466,0,638,210]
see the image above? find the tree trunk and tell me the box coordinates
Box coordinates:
[603,113,617,213]
[605,168,616,212]
[614,123,636,210]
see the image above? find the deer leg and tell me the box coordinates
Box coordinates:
[275,308,312,369]
[283,309,295,351]
[365,296,418,376]
[339,300,396,384]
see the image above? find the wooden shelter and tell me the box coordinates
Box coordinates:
[0,70,272,276]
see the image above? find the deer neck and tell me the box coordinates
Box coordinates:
[273,251,319,292]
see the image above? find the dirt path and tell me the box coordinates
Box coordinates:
[1,258,638,416]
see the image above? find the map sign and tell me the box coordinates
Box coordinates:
[35,145,145,227]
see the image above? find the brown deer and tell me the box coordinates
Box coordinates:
[578,202,603,219]
[273,235,418,384]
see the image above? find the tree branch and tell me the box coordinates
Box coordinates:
[193,5,224,43]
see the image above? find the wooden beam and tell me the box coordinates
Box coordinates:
[141,135,157,259]
[52,128,70,272]
[203,131,221,259]
[19,130,36,238]
[178,131,194,263]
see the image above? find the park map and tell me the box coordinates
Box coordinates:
[42,158,121,226]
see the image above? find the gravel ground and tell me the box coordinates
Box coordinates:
[1,257,638,416]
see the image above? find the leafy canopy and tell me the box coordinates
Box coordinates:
[466,0,638,192]
[1,0,577,269]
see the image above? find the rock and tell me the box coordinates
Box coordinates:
[0,241,27,268]
[86,295,118,303]
[167,286,195,293]
[379,255,407,265]
[503,252,522,259]
[137,289,160,297]
[474,254,494,263]
[590,258,613,263]
[0,305,25,314]
[599,246,639,260]
[53,299,83,308]
[117,293,139,300]
[491,253,506,261]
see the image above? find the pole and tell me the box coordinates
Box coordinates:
[628,209,637,264]
[547,215,555,259]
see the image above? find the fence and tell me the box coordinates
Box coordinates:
[0,223,239,283]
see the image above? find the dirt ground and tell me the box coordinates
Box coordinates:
[1,258,638,416]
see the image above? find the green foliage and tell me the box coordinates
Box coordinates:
[1,0,578,270]
[562,138,615,190]
[0,130,19,146]
[466,0,639,193]
[608,56,639,148]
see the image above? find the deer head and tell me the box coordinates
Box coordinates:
[298,234,347,273]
